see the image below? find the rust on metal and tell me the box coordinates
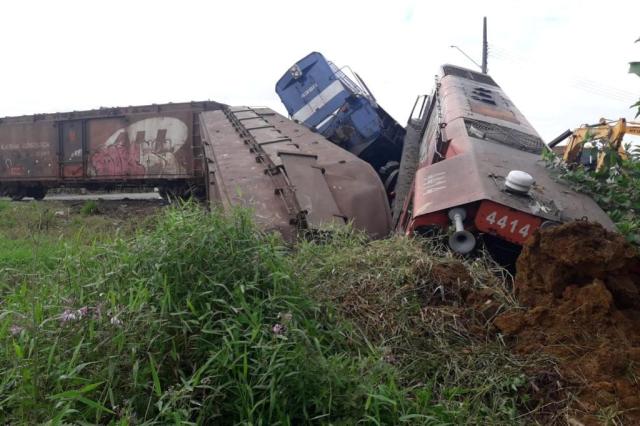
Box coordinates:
[200,106,392,240]
[405,66,614,239]
[0,101,390,240]
[0,101,223,198]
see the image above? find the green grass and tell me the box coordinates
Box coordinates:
[0,203,547,424]
[0,200,146,283]
[292,230,552,424]
[80,199,99,216]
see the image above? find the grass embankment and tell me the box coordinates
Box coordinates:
[0,200,147,275]
[1,203,543,424]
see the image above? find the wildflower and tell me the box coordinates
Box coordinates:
[10,324,24,336]
[77,306,89,319]
[60,309,77,323]
[110,316,122,326]
[272,323,286,335]
[60,306,91,323]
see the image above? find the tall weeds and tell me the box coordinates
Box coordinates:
[1,205,462,424]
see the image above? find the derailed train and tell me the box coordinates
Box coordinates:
[395,65,613,256]
[0,59,613,254]
[276,54,613,255]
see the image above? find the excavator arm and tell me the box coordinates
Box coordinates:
[626,124,640,136]
[561,118,635,171]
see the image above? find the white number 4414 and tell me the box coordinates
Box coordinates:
[485,211,531,238]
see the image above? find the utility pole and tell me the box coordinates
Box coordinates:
[481,17,488,74]
[450,17,489,73]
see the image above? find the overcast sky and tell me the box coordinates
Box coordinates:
[1,0,638,141]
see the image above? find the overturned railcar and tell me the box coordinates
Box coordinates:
[395,65,613,258]
[199,106,392,241]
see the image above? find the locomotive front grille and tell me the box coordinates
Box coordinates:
[464,118,545,154]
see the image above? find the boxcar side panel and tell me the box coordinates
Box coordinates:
[85,112,194,179]
[0,121,58,179]
[0,101,223,198]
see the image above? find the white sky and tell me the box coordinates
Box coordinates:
[1,0,638,141]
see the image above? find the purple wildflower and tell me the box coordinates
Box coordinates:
[272,323,286,335]
[60,309,77,323]
[76,306,89,319]
[10,324,24,336]
[60,306,93,324]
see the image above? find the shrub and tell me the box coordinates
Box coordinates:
[543,145,640,245]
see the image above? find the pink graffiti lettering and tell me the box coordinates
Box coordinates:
[89,117,188,177]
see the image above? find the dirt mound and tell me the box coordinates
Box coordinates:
[495,221,640,424]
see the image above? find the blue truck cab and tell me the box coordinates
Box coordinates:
[276,52,405,193]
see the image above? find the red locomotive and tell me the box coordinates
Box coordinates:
[395,65,612,256]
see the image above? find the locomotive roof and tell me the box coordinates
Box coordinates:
[440,64,499,87]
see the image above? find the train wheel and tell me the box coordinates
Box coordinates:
[186,185,206,201]
[29,187,46,201]
[158,188,171,201]
[10,188,26,201]
[379,160,400,199]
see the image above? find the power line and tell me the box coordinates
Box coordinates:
[489,44,638,104]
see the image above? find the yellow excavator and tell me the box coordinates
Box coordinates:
[548,118,640,172]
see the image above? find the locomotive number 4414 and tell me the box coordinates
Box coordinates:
[484,211,531,238]
[475,201,542,245]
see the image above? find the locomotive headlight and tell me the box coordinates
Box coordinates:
[290,64,302,79]
[505,170,534,194]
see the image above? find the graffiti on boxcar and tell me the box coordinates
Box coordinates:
[89,117,189,177]
[0,141,52,177]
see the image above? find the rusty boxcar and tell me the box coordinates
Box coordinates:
[0,101,223,200]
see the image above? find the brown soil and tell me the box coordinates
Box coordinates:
[416,260,474,307]
[494,221,640,424]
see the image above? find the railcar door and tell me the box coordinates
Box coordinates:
[59,120,86,178]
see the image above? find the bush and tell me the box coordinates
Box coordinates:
[1,205,458,424]
[292,230,539,424]
[543,147,640,245]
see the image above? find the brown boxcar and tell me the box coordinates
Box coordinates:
[0,101,223,199]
